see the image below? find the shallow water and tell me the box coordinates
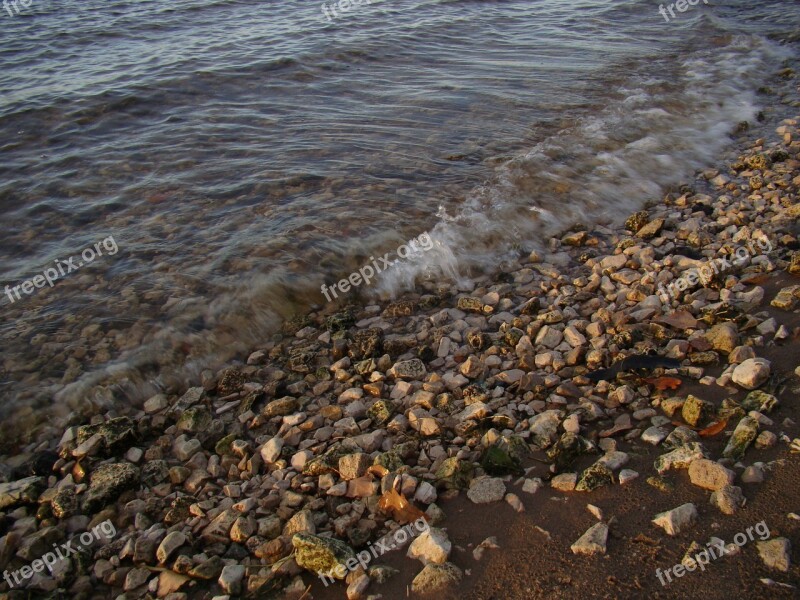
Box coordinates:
[0,0,798,438]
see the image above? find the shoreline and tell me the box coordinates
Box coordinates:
[2,62,800,600]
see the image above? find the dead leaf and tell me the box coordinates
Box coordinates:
[377,488,428,524]
[699,418,729,437]
[656,311,699,330]
[643,376,682,391]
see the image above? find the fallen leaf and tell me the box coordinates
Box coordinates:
[377,489,428,524]
[699,418,729,437]
[656,311,699,330]
[643,376,682,391]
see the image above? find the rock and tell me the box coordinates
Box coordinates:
[705,323,739,354]
[742,390,778,413]
[535,326,563,349]
[189,555,225,579]
[641,426,670,445]
[710,484,745,515]
[682,395,715,427]
[688,459,735,491]
[76,417,136,455]
[338,453,370,480]
[741,465,765,483]
[0,476,44,509]
[292,533,356,580]
[219,564,246,595]
[722,417,759,460]
[619,469,639,484]
[263,397,300,418]
[81,462,140,512]
[389,359,427,380]
[654,442,706,474]
[757,538,791,572]
[467,477,506,504]
[260,436,284,464]
[570,522,608,556]
[522,478,544,494]
[436,456,473,490]
[346,573,370,600]
[459,356,485,379]
[529,410,563,450]
[158,571,190,596]
[637,218,665,239]
[505,493,524,512]
[414,481,437,504]
[551,473,577,491]
[366,400,395,424]
[771,285,800,310]
[411,562,463,593]
[176,406,212,433]
[755,430,777,449]
[652,503,697,536]
[732,358,771,390]
[480,445,522,477]
[575,463,614,492]
[407,527,451,564]
[625,211,649,233]
[156,531,186,564]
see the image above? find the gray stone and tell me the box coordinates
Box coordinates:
[570,522,608,556]
[652,503,697,536]
[467,477,506,504]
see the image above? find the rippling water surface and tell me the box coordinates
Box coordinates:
[1,0,799,445]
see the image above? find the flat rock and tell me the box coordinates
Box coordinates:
[467,477,506,504]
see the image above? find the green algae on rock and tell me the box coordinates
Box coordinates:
[292,532,356,579]
[723,416,760,460]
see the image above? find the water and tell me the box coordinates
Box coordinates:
[0,0,798,446]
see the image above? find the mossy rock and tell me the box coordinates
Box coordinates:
[367,400,395,425]
[480,445,522,477]
[435,457,474,490]
[575,463,615,492]
[292,533,355,579]
[682,395,715,427]
[76,417,136,455]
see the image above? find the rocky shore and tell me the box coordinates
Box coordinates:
[2,70,800,600]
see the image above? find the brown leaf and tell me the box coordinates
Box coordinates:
[377,488,428,524]
[699,418,729,437]
[656,311,699,330]
[643,376,682,391]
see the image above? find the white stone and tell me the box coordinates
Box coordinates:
[652,503,697,536]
